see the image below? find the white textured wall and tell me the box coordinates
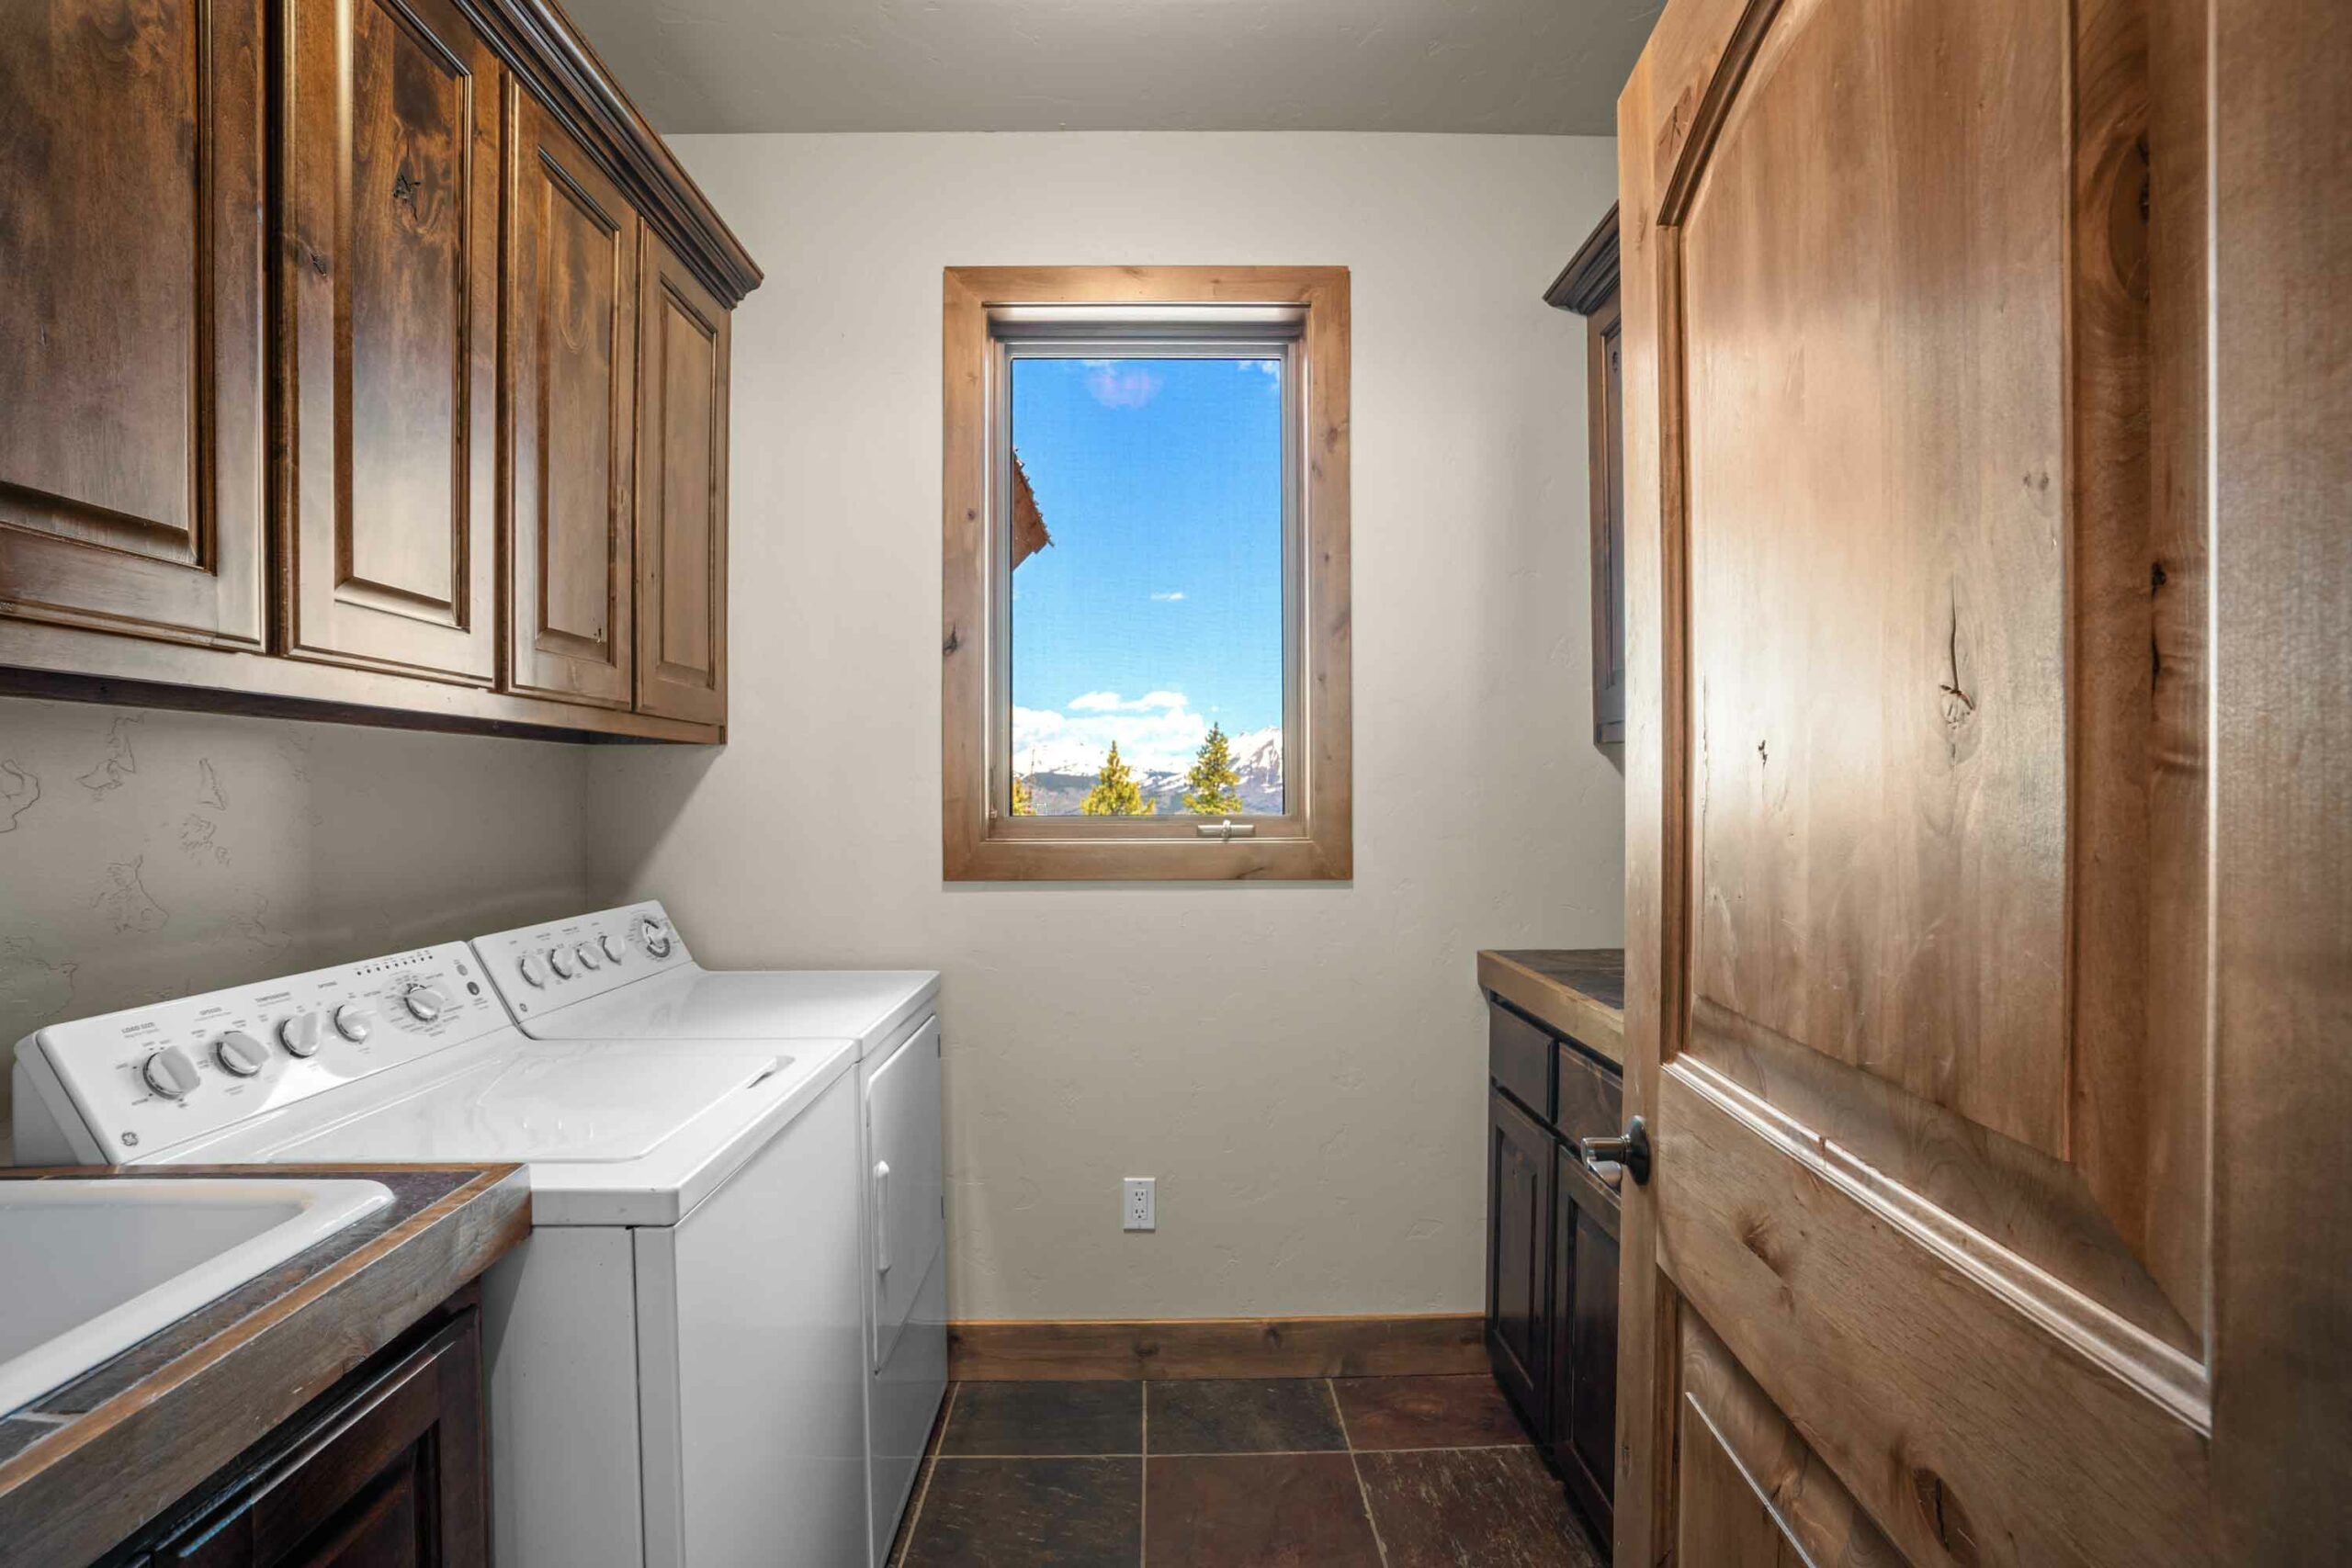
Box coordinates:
[0,697,594,1160]
[589,132,1625,1319]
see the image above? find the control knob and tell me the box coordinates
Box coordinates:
[548,947,577,980]
[639,917,673,959]
[575,943,602,971]
[333,1003,377,1043]
[600,933,626,964]
[279,1013,324,1057]
[401,985,450,1022]
[141,1045,201,1100]
[517,953,546,988]
[213,1031,266,1077]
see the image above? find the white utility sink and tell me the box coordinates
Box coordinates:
[0,1179,395,1416]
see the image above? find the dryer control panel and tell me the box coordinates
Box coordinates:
[469,900,695,1019]
[17,942,509,1163]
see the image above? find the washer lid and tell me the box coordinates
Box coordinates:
[522,967,940,1056]
[178,1037,860,1227]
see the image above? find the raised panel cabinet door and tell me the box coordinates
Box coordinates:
[278,0,500,684]
[633,230,729,725]
[1485,1086,1550,1435]
[1614,0,2349,1561]
[1550,1144,1618,1542]
[0,0,266,648]
[505,87,638,708]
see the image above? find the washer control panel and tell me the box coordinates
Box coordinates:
[469,900,693,1019]
[21,942,509,1161]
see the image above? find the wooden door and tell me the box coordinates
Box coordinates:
[1486,1087,1552,1430]
[279,0,501,683]
[505,88,638,708]
[633,230,729,725]
[0,0,266,649]
[1612,0,2350,1562]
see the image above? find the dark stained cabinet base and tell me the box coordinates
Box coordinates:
[102,1298,488,1568]
[1484,994,1620,1551]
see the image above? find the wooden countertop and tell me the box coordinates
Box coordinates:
[0,1164,528,1568]
[1477,949,1626,1066]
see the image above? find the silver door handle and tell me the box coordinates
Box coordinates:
[874,1160,891,1273]
[1579,1116,1652,1190]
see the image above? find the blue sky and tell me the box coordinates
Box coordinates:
[1009,355,1283,775]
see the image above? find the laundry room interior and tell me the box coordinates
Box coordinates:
[2,0,2345,1564]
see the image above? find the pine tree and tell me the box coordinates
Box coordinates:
[1181,723,1244,816]
[1011,773,1035,816]
[1080,742,1156,816]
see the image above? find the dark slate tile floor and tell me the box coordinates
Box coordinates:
[889,1374,1606,1567]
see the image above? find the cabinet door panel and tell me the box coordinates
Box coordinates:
[280,0,499,682]
[1551,1141,1617,1540]
[634,231,729,725]
[506,89,637,707]
[1485,1087,1550,1432]
[0,0,266,647]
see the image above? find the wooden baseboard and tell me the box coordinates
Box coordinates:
[947,1314,1487,1382]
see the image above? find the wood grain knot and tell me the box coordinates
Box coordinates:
[1909,1466,1984,1565]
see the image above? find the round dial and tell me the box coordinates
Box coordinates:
[213,1031,266,1077]
[279,1012,323,1057]
[600,933,626,964]
[141,1045,201,1100]
[639,917,673,958]
[548,947,577,980]
[517,953,547,988]
[575,942,602,971]
[333,1003,377,1043]
[401,985,449,1022]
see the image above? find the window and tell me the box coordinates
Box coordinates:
[944,268,1351,881]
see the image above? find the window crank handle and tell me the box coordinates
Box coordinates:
[1579,1116,1653,1189]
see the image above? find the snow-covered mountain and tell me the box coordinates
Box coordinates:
[1017,726,1283,816]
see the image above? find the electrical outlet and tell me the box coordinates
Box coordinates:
[1123,1177,1156,1232]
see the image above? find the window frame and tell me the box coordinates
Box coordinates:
[943,266,1352,882]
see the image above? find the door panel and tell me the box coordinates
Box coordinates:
[0,0,266,647]
[1484,1087,1549,1427]
[280,0,500,682]
[506,88,637,707]
[1605,0,2328,1558]
[634,231,729,725]
[867,1019,944,1371]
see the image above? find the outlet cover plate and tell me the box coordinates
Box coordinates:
[1124,1177,1156,1231]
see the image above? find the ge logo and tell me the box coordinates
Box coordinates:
[121,1132,141,1147]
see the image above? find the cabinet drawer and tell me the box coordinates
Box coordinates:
[1554,1043,1622,1146]
[1488,1004,1554,1120]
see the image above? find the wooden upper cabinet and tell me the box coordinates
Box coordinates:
[1547,208,1624,748]
[278,0,502,684]
[505,89,639,709]
[0,0,267,649]
[633,231,730,726]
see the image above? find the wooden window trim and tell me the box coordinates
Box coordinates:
[943,265,1352,882]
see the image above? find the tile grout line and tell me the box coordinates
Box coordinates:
[892,1382,957,1566]
[1330,1377,1393,1567]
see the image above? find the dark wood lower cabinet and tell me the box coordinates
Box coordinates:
[1485,996,1621,1550]
[107,1303,487,1568]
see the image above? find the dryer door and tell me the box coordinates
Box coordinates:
[865,1017,944,1371]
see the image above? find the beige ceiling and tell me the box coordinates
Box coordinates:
[560,0,1658,136]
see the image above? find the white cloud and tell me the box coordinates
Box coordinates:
[1149,591,1185,603]
[1083,362,1162,409]
[1066,690,1186,714]
[1013,692,1213,776]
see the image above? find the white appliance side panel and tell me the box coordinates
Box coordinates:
[868,1247,947,1568]
[482,1228,645,1568]
[640,1066,866,1568]
[865,1017,944,1371]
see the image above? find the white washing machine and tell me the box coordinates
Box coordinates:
[10,942,869,1568]
[469,902,945,1568]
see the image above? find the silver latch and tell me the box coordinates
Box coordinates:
[1196,820,1256,841]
